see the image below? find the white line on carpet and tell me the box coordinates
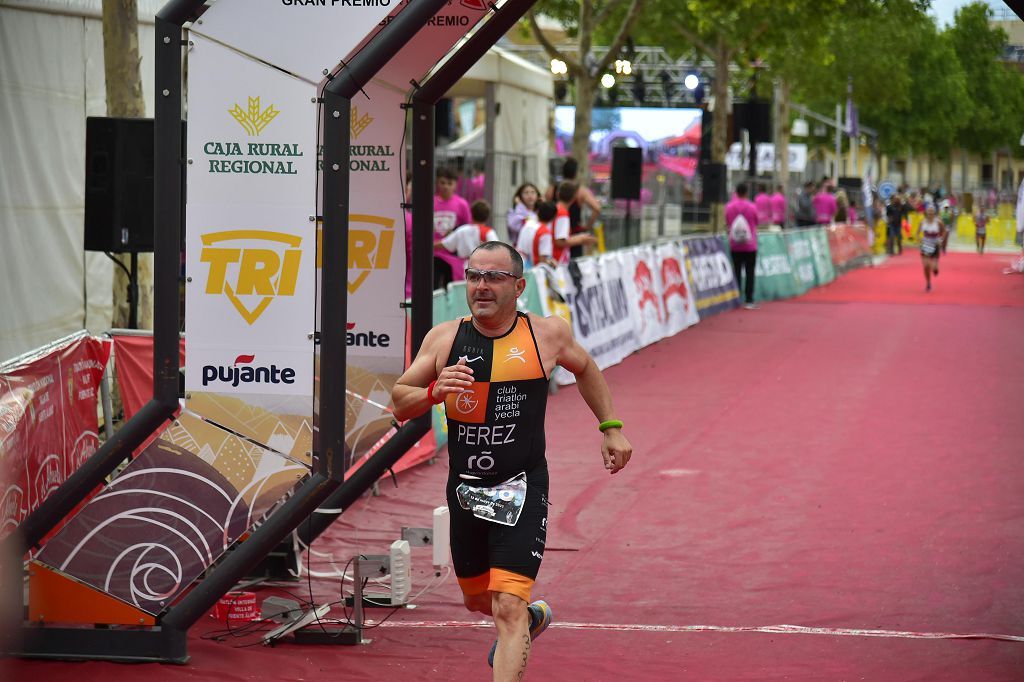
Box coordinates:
[370,620,1024,642]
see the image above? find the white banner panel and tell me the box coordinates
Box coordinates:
[619,246,668,349]
[726,143,808,173]
[656,242,700,335]
[560,256,639,374]
[187,35,318,208]
[185,203,316,397]
[191,0,396,83]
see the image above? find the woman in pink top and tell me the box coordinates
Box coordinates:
[770,185,787,226]
[754,185,772,226]
[725,182,761,309]
[812,184,837,224]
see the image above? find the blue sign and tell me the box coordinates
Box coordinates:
[878,181,896,200]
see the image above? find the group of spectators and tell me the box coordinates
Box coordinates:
[793,179,858,227]
[407,159,600,295]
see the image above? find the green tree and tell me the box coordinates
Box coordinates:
[948,2,1024,157]
[526,0,646,182]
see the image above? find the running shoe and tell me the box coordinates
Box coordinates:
[487,600,552,667]
[743,303,760,310]
[926,282,931,292]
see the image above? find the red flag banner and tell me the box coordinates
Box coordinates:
[1,333,111,540]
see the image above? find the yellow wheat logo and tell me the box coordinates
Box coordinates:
[351,106,373,139]
[229,97,279,136]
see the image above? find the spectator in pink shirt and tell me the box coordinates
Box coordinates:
[754,184,772,227]
[770,184,787,227]
[726,182,760,309]
[434,166,473,290]
[812,182,837,224]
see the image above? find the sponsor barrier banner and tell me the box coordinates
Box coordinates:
[753,232,802,302]
[0,334,110,540]
[808,227,836,285]
[684,236,741,317]
[561,255,639,373]
[620,246,668,348]
[827,223,873,272]
[656,241,701,335]
[784,229,818,294]
[185,35,318,464]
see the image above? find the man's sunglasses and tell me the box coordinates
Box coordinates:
[464,268,520,284]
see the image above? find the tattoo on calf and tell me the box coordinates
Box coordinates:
[516,634,531,680]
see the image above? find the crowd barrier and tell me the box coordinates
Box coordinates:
[0,331,110,541]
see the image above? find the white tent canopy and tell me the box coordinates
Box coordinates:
[0,0,166,361]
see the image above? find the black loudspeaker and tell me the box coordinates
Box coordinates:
[610,146,642,200]
[733,100,771,143]
[700,162,727,204]
[85,116,154,252]
[700,108,712,162]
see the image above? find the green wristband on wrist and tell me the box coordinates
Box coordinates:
[598,419,623,433]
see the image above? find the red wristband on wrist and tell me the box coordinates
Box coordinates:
[427,380,443,404]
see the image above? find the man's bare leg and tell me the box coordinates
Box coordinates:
[490,591,531,681]
[464,592,493,616]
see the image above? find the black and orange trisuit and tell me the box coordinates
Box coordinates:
[444,311,550,603]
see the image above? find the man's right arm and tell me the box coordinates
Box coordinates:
[578,186,602,228]
[391,321,472,421]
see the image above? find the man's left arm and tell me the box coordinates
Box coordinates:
[552,318,632,474]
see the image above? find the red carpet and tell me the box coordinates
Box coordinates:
[6,252,1024,680]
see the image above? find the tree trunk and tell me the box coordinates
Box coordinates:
[573,76,596,184]
[777,79,791,215]
[708,43,731,233]
[103,0,152,331]
[711,43,730,164]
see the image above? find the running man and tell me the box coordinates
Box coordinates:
[916,204,946,292]
[392,241,632,680]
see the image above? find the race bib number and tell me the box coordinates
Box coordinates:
[456,472,527,526]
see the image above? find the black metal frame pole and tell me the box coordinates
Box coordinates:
[294,417,430,546]
[316,90,351,481]
[411,98,435,360]
[161,0,449,632]
[6,1,203,557]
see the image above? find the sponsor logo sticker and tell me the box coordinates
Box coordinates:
[199,230,303,325]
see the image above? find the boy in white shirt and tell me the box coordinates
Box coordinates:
[438,200,500,259]
[516,201,556,268]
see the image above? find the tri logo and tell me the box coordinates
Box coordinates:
[316,214,395,294]
[199,230,303,325]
